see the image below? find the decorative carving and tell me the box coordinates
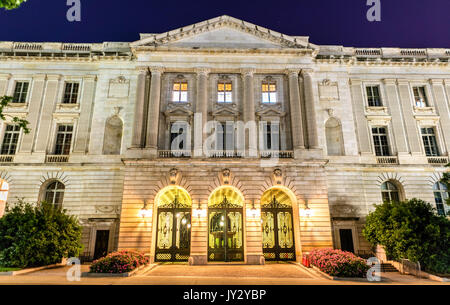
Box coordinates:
[95,205,120,214]
[273,168,283,185]
[222,168,231,185]
[108,76,130,98]
[169,168,178,184]
[318,79,339,101]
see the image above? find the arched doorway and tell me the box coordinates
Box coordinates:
[261,188,296,261]
[154,186,192,262]
[208,187,244,262]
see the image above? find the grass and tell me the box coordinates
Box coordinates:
[0,267,21,272]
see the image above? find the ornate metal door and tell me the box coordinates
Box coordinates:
[155,195,191,262]
[208,196,244,262]
[261,196,296,261]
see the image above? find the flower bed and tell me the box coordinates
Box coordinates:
[308,248,369,278]
[89,250,149,274]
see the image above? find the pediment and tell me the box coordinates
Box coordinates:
[212,104,240,118]
[132,15,314,50]
[256,106,286,117]
[164,104,193,117]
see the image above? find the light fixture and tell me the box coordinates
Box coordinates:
[138,201,152,218]
[247,200,260,218]
[193,200,206,218]
[300,200,313,218]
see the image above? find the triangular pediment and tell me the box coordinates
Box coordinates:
[132,15,315,50]
[164,104,193,117]
[256,106,286,117]
[212,105,240,117]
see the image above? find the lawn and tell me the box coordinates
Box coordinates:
[0,267,21,272]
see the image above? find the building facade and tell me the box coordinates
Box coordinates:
[0,16,448,264]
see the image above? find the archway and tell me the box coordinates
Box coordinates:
[208,186,244,262]
[154,186,192,262]
[260,187,296,261]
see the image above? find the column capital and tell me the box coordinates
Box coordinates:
[196,67,210,76]
[31,74,47,81]
[396,79,410,85]
[382,78,396,85]
[285,69,301,77]
[0,73,12,80]
[149,66,164,75]
[240,68,256,77]
[46,74,61,81]
[82,75,98,81]
[444,79,450,86]
[301,68,314,76]
[136,66,149,74]
[429,78,444,86]
[349,78,362,86]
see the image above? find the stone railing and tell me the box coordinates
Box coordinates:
[427,156,449,165]
[46,155,69,163]
[0,155,14,163]
[376,156,399,165]
[260,150,294,159]
[158,150,192,158]
[209,150,244,158]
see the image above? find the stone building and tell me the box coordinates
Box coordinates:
[0,16,448,264]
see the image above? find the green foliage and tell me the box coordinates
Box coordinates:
[308,248,369,277]
[363,198,450,274]
[0,199,83,268]
[89,250,149,274]
[0,96,30,134]
[0,0,27,10]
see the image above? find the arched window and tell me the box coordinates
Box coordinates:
[103,116,123,155]
[0,180,9,217]
[381,181,400,202]
[433,182,448,216]
[44,181,65,207]
[325,118,344,156]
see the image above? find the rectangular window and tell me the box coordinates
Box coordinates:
[262,82,277,104]
[12,81,29,103]
[413,86,428,107]
[62,82,79,104]
[54,125,73,155]
[217,82,232,103]
[172,81,188,103]
[366,86,382,107]
[421,127,439,156]
[263,121,280,150]
[170,122,189,151]
[1,125,20,155]
[372,127,390,156]
[216,122,234,151]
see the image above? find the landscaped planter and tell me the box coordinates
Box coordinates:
[85,250,151,277]
[83,263,155,277]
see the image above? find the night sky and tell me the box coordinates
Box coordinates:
[0,0,449,48]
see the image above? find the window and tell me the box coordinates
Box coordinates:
[381,181,400,202]
[262,82,277,104]
[262,121,280,150]
[366,86,382,107]
[1,125,20,155]
[372,127,390,156]
[12,81,29,103]
[55,125,73,155]
[217,81,232,103]
[216,122,234,151]
[433,182,448,216]
[170,122,189,151]
[172,81,188,103]
[413,86,428,107]
[421,127,439,156]
[44,181,65,207]
[62,82,79,104]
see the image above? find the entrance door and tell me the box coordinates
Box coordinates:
[93,230,110,260]
[208,196,244,262]
[261,196,295,261]
[155,195,191,262]
[339,229,355,253]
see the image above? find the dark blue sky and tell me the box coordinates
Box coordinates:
[1,0,449,48]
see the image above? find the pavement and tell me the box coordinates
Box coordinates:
[0,262,447,285]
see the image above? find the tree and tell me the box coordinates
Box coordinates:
[0,199,83,268]
[441,163,450,207]
[363,198,450,274]
[0,0,27,10]
[0,96,30,134]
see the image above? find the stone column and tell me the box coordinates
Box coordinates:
[73,75,97,153]
[302,69,319,149]
[194,68,209,157]
[349,79,372,155]
[0,74,11,96]
[145,67,163,152]
[431,79,450,154]
[130,67,149,148]
[287,69,305,154]
[242,68,257,157]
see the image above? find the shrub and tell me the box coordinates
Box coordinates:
[89,250,149,274]
[308,248,369,277]
[0,200,83,268]
[363,198,450,274]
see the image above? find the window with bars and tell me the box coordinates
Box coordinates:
[62,82,80,104]
[12,81,29,103]
[381,181,400,202]
[366,86,382,107]
[44,181,65,207]
[413,86,429,107]
[262,82,277,104]
[1,125,20,155]
[421,127,439,156]
[433,182,448,216]
[54,125,73,155]
[217,82,232,103]
[172,81,188,103]
[372,127,390,156]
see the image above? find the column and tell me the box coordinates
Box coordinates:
[0,74,10,96]
[431,79,450,154]
[73,75,97,153]
[242,68,257,157]
[130,67,148,148]
[349,79,372,155]
[287,69,305,151]
[397,79,422,155]
[34,74,61,153]
[245,201,264,264]
[194,68,209,156]
[145,67,163,151]
[19,74,46,153]
[302,69,319,149]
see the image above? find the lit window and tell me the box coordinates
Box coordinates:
[12,81,29,103]
[218,82,232,103]
[413,86,428,107]
[381,181,400,202]
[366,86,382,107]
[1,125,20,155]
[421,127,439,156]
[172,81,188,103]
[44,181,65,207]
[55,125,73,155]
[372,127,390,156]
[433,182,448,216]
[262,82,277,104]
[63,82,80,104]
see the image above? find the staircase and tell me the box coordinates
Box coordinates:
[380,263,398,272]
